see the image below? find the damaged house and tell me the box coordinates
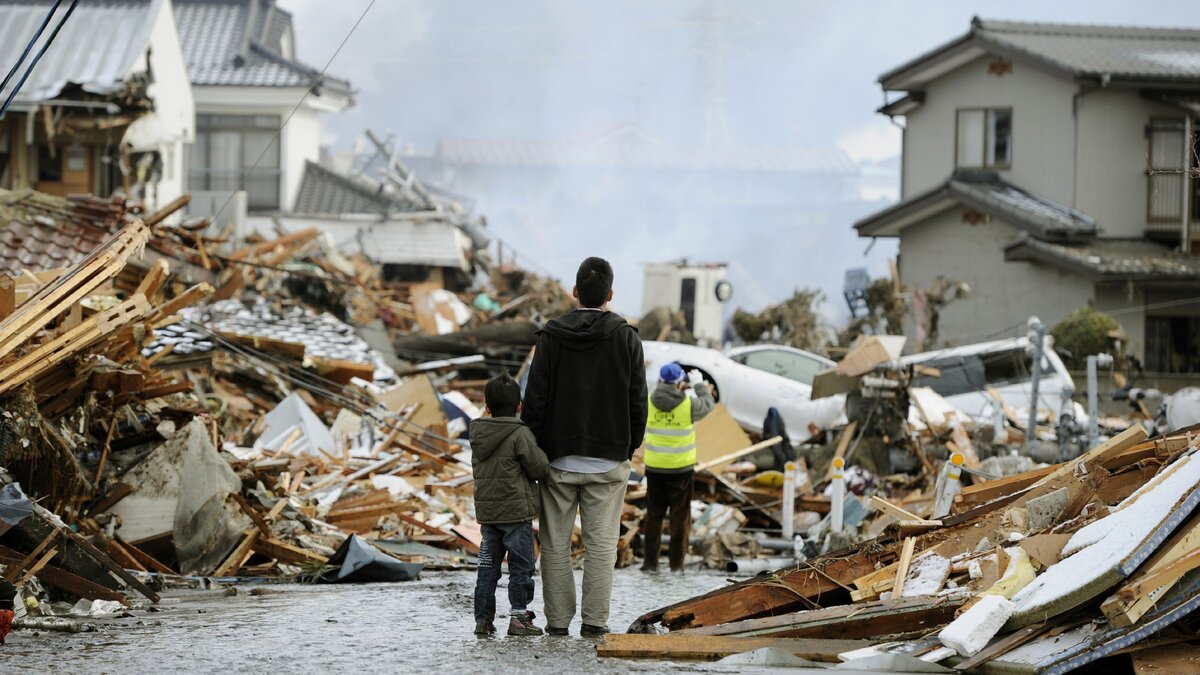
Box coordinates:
[173,0,353,222]
[857,18,1200,374]
[0,0,194,209]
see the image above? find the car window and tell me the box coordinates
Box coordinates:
[737,349,823,385]
[911,347,1051,397]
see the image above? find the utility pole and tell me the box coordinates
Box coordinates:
[1025,318,1046,450]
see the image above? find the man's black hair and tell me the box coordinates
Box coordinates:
[575,256,614,308]
[484,373,521,417]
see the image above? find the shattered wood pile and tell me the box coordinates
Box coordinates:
[609,424,1200,672]
[0,184,585,635]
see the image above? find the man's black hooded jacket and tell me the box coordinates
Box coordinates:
[521,308,647,463]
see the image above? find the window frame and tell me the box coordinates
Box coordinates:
[954,107,1013,170]
[734,348,826,386]
[1145,116,1190,225]
[188,114,283,211]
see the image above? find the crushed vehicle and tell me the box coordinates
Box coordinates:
[642,341,846,444]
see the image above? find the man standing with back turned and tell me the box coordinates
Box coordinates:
[522,257,647,637]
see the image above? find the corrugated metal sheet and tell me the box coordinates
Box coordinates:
[0,0,157,103]
[283,217,471,270]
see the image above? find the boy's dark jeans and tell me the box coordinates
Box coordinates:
[473,520,536,622]
[642,470,693,571]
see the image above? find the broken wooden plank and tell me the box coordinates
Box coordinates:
[115,537,174,575]
[251,537,328,566]
[212,529,259,577]
[674,594,964,640]
[637,551,889,631]
[891,537,917,597]
[1,531,57,583]
[596,634,871,661]
[232,493,272,537]
[0,545,126,604]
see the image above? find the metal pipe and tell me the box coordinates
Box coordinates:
[1025,319,1046,449]
[1087,355,1099,447]
[1183,116,1193,252]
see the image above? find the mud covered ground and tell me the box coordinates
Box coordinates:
[4,568,775,674]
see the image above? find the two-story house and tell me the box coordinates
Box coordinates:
[173,0,352,221]
[856,18,1200,374]
[0,0,193,209]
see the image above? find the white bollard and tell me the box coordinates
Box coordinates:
[831,456,846,534]
[932,452,965,518]
[782,461,796,539]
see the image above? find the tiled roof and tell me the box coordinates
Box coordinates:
[0,0,156,103]
[293,161,422,216]
[855,170,1096,239]
[0,189,130,272]
[882,17,1200,90]
[977,19,1200,82]
[1004,235,1200,281]
[174,0,351,94]
[948,170,1096,237]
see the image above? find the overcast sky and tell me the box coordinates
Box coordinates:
[280,1,1200,316]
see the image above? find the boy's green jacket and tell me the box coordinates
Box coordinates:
[469,417,550,524]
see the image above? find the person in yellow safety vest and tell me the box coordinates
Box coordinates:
[641,362,715,572]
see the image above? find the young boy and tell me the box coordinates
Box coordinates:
[471,374,550,636]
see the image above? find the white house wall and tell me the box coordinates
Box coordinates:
[123,0,194,211]
[1075,88,1182,239]
[902,55,1077,204]
[898,210,1093,348]
[190,86,321,213]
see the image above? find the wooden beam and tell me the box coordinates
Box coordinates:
[1102,515,1200,627]
[647,551,887,630]
[674,595,965,641]
[232,493,272,537]
[17,547,59,585]
[115,537,174,575]
[251,537,328,566]
[2,531,57,583]
[695,436,784,473]
[88,482,133,515]
[212,530,259,577]
[596,634,871,661]
[0,546,126,604]
[826,421,857,479]
[891,537,917,597]
[870,496,939,525]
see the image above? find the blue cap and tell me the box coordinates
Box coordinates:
[659,363,685,383]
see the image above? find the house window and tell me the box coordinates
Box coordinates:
[1146,315,1200,373]
[1146,118,1192,226]
[187,114,281,210]
[956,108,1012,168]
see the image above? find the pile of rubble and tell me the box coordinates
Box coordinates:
[0,186,576,635]
[605,423,1200,672]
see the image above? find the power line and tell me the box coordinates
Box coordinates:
[0,0,62,100]
[210,0,377,225]
[0,0,79,121]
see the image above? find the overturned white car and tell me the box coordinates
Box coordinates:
[641,341,847,446]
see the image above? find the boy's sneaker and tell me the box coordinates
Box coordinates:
[507,611,544,636]
[580,623,609,637]
[474,620,495,636]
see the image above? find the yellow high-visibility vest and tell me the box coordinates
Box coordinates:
[644,395,696,470]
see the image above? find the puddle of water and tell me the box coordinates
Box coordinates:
[3,568,806,674]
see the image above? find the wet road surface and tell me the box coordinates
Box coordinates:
[5,568,766,674]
